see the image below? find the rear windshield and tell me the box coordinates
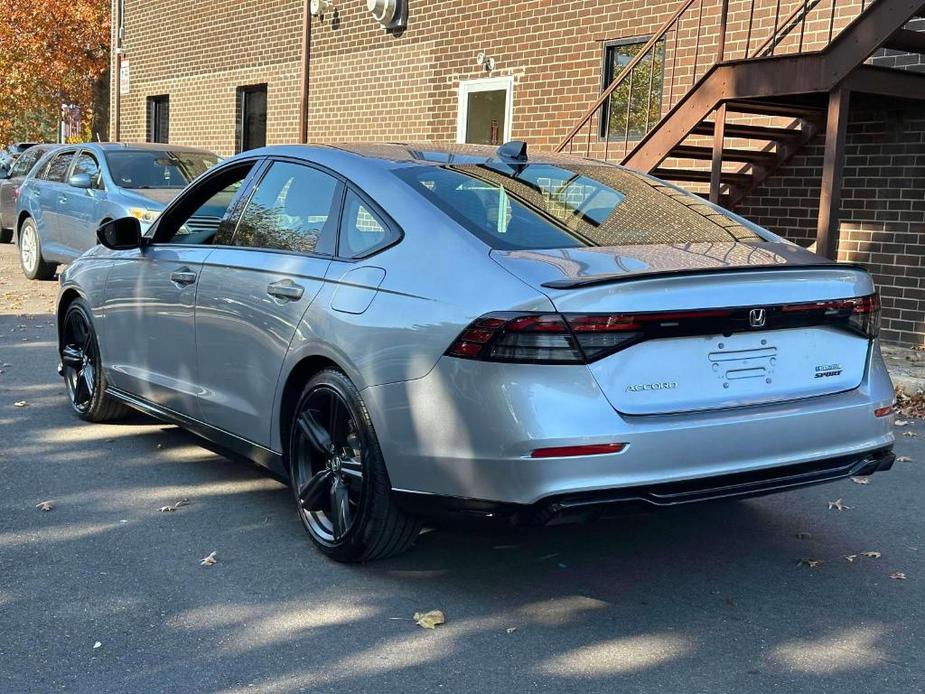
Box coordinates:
[394,162,765,250]
[105,150,219,189]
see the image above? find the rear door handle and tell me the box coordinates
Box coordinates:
[170,268,197,286]
[267,279,304,302]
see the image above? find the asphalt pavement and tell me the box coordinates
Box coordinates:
[0,243,922,693]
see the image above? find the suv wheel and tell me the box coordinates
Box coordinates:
[19,218,56,280]
[289,369,421,562]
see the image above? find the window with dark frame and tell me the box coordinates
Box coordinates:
[236,84,268,153]
[146,95,170,143]
[600,38,665,140]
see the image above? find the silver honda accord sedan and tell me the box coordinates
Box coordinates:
[55,142,896,561]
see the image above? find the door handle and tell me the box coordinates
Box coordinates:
[267,279,304,302]
[59,195,68,204]
[170,268,197,286]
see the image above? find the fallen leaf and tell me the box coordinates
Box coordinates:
[412,610,445,630]
[895,420,909,426]
[850,477,871,485]
[903,430,918,437]
[890,572,907,580]
[897,456,912,463]
[93,641,101,649]
[844,554,858,563]
[861,551,882,559]
[797,558,823,568]
[200,551,218,567]
[158,505,176,513]
[13,401,28,408]
[35,500,54,512]
[174,498,190,508]
[505,626,518,634]
[827,499,851,511]
[795,531,813,540]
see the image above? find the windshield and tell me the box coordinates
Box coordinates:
[394,162,765,250]
[105,150,219,189]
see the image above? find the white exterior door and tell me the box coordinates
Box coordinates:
[457,76,514,145]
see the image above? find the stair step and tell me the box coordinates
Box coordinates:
[883,28,925,54]
[724,100,825,119]
[691,122,803,141]
[668,144,778,164]
[652,168,753,187]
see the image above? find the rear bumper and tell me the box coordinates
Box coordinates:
[394,446,895,519]
[364,342,895,505]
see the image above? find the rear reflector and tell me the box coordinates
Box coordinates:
[530,443,626,458]
[874,405,894,418]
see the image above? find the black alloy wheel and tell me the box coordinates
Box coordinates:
[289,369,421,561]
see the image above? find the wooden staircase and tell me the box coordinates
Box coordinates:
[556,0,925,256]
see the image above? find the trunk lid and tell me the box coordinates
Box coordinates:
[491,242,875,415]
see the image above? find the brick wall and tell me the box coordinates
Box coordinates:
[735,105,925,347]
[113,0,846,155]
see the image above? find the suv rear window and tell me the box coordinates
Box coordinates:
[394,162,764,250]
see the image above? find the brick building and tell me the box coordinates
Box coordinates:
[111,0,925,345]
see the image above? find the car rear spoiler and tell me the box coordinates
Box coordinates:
[540,262,869,290]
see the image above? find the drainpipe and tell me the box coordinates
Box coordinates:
[298,0,311,143]
[112,0,125,141]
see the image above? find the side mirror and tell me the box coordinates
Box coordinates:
[97,217,142,250]
[69,172,93,189]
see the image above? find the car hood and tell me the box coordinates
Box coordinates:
[122,188,184,207]
[489,241,830,289]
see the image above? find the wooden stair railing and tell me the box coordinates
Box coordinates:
[555,0,925,208]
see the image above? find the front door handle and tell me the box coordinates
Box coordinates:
[170,268,197,286]
[267,279,304,302]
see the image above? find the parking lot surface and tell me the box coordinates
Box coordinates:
[0,243,922,693]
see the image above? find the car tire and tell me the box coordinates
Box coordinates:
[0,228,11,244]
[288,368,422,562]
[19,217,57,280]
[60,298,131,422]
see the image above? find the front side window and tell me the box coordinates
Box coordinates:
[71,152,102,188]
[230,161,339,254]
[601,38,664,140]
[395,161,764,250]
[41,151,76,183]
[105,150,219,189]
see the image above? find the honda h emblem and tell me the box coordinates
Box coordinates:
[749,308,767,328]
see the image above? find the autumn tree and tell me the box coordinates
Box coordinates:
[0,0,110,144]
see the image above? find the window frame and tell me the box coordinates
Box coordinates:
[235,84,268,154]
[456,75,514,145]
[337,188,401,260]
[599,35,665,141]
[146,95,170,144]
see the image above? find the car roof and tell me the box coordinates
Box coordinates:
[77,142,218,155]
[235,142,608,171]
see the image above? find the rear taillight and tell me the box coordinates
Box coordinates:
[781,293,880,338]
[446,293,881,365]
[11,186,20,203]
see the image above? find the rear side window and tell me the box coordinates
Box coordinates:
[41,151,76,183]
[394,162,764,250]
[230,161,340,255]
[339,191,396,258]
[10,148,42,178]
